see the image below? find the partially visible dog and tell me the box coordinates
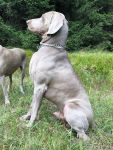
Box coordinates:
[20,11,93,141]
[0,45,26,105]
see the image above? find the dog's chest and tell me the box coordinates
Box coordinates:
[29,50,56,80]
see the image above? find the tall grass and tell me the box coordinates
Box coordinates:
[0,51,113,150]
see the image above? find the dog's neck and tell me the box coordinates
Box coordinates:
[40,21,68,49]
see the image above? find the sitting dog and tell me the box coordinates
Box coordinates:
[0,45,26,104]
[20,11,93,141]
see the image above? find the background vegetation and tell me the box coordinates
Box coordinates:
[0,0,113,51]
[0,51,113,150]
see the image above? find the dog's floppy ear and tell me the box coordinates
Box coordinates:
[47,12,65,35]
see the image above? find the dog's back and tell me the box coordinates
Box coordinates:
[0,47,25,76]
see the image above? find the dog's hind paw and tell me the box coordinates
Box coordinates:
[77,132,90,141]
[53,111,64,120]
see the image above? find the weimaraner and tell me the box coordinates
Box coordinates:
[0,45,26,105]
[20,11,93,141]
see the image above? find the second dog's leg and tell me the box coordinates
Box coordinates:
[20,58,26,94]
[7,75,12,92]
[0,76,10,105]
[63,103,90,141]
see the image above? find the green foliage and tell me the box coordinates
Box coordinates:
[0,18,39,50]
[67,0,113,51]
[25,0,54,18]
[0,0,54,29]
[68,22,104,50]
[18,31,40,50]
[0,18,21,46]
[0,0,113,51]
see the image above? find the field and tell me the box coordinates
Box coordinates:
[0,51,113,150]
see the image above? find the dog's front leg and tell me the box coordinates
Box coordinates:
[26,83,47,127]
[21,90,42,122]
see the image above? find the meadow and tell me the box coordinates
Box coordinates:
[0,51,113,150]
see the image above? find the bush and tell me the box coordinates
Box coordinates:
[0,0,113,51]
[67,19,113,51]
[0,18,21,47]
[0,18,39,50]
[18,31,40,50]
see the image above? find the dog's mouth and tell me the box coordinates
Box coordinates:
[38,31,45,36]
[38,32,43,36]
[27,26,45,36]
[27,26,34,31]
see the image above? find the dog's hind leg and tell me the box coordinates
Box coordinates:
[7,75,12,92]
[0,76,10,105]
[63,103,90,141]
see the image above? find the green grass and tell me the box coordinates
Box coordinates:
[0,51,113,150]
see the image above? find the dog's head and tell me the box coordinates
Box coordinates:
[26,11,67,37]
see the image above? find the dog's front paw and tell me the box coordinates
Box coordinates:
[20,115,26,121]
[26,122,33,128]
[20,114,31,121]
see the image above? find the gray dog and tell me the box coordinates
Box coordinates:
[0,45,26,104]
[20,11,93,141]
